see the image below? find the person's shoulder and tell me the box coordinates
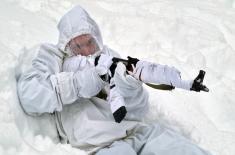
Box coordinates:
[38,43,65,59]
[102,45,121,58]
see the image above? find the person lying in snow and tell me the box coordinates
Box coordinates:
[17,5,212,155]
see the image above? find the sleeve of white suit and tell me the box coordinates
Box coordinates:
[17,44,66,115]
[134,60,193,90]
[17,44,105,116]
[113,63,149,121]
[51,67,106,100]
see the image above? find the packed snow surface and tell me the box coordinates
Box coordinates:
[0,0,235,154]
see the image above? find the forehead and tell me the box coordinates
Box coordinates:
[72,34,93,43]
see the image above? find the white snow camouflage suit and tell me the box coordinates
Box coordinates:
[17,5,212,155]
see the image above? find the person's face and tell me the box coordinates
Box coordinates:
[68,34,99,56]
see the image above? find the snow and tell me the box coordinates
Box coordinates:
[0,0,235,154]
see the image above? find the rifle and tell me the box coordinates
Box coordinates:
[95,56,209,92]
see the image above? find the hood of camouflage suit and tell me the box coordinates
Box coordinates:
[57,5,103,56]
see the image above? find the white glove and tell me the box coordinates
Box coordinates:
[63,55,94,72]
[61,55,106,99]
[95,54,113,75]
[127,61,147,81]
[74,67,106,98]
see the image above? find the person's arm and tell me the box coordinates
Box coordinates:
[17,44,105,116]
[17,44,65,116]
[113,62,149,121]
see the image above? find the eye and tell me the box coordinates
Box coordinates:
[88,38,95,45]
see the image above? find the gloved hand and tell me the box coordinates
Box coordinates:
[74,67,106,98]
[190,70,209,92]
[95,54,113,76]
[62,55,107,98]
[126,60,147,81]
[123,56,141,80]
[63,55,93,72]
[126,56,139,72]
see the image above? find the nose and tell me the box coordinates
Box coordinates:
[81,46,94,56]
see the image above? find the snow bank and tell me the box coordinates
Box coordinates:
[0,0,235,154]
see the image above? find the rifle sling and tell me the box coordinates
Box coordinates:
[145,83,175,90]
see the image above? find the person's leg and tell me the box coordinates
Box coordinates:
[95,141,136,155]
[139,124,212,155]
[123,123,165,153]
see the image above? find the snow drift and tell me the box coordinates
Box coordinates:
[0,0,235,154]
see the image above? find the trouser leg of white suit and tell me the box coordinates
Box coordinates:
[96,123,212,155]
[138,124,212,155]
[95,141,137,155]
[123,123,212,155]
